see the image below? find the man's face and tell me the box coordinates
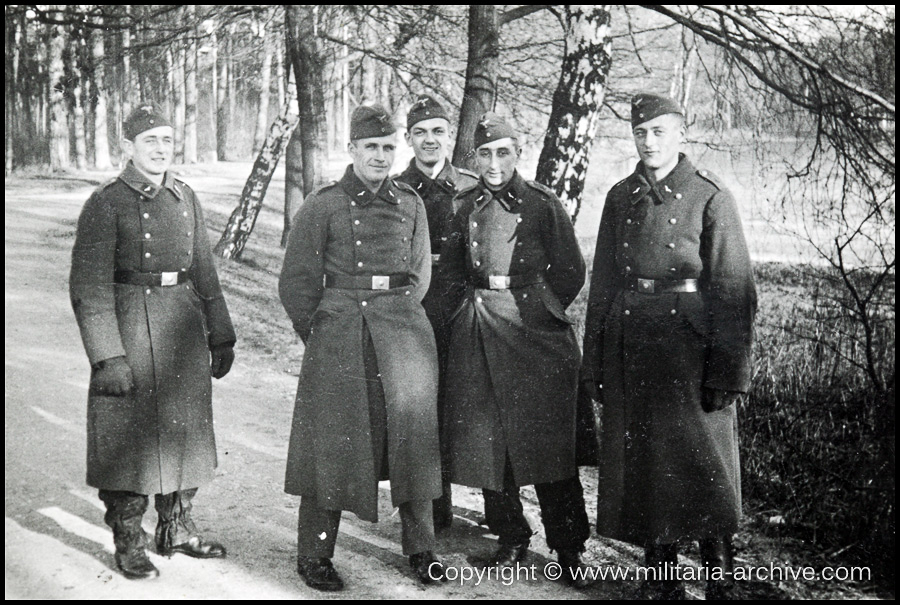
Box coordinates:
[475,137,519,189]
[349,135,396,187]
[123,126,174,177]
[405,117,450,168]
[633,113,684,171]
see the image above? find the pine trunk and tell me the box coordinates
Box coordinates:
[452,5,500,170]
[253,26,274,155]
[5,8,17,174]
[213,93,299,260]
[535,5,612,221]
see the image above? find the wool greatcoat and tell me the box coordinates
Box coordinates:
[70,161,236,496]
[441,171,586,491]
[279,165,441,523]
[581,154,757,545]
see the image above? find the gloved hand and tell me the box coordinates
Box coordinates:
[90,356,134,396]
[582,379,602,404]
[701,388,741,413]
[210,345,234,379]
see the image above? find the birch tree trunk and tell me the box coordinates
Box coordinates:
[6,8,18,174]
[283,127,303,247]
[173,44,186,162]
[535,5,612,222]
[216,28,230,161]
[214,92,299,260]
[68,20,88,171]
[48,18,69,172]
[452,5,500,170]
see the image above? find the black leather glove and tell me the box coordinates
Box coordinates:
[90,356,135,396]
[701,388,741,413]
[210,345,234,379]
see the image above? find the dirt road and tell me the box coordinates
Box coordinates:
[4,170,641,600]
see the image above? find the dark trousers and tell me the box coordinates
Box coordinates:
[482,456,590,552]
[297,323,436,558]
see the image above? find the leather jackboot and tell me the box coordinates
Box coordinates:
[100,490,159,580]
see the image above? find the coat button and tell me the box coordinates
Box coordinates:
[405,290,410,296]
[670,218,677,224]
[519,259,525,263]
[361,301,367,307]
[667,243,675,249]
[402,256,408,261]
[145,289,151,295]
[624,310,631,315]
[401,218,406,223]
[476,297,483,303]
[625,266,631,272]
[351,201,357,206]
[623,242,629,248]
[675,193,683,200]
[516,217,523,223]
[354,220,360,225]
[357,261,363,267]
[474,261,481,267]
[472,241,478,248]
[183,211,188,217]
[671,309,677,315]
[143,212,150,219]
[356,240,362,246]
[670,267,677,272]
[402,237,408,242]
[145,252,151,258]
[145,233,151,239]
[187,231,192,236]
[626,219,632,225]
[472,222,478,228]
[522,293,528,299]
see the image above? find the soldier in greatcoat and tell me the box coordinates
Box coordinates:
[440,113,595,588]
[581,93,757,599]
[394,95,478,531]
[279,104,445,591]
[69,106,236,580]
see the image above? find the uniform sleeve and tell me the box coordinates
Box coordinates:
[407,195,432,303]
[700,189,757,392]
[540,194,586,308]
[190,193,237,348]
[278,194,329,343]
[581,191,619,385]
[69,190,127,366]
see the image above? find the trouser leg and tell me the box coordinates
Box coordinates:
[99,489,158,579]
[482,456,532,546]
[399,499,436,555]
[533,474,590,553]
[297,497,342,559]
[154,487,199,550]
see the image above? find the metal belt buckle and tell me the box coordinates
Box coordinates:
[161,271,179,286]
[637,278,655,293]
[372,275,390,290]
[489,275,509,290]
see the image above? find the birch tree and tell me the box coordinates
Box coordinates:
[535,5,612,220]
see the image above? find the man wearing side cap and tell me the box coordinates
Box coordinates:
[69,106,236,580]
[279,104,446,591]
[440,112,595,588]
[581,93,757,600]
[394,94,478,531]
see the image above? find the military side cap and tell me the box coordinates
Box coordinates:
[350,104,396,140]
[631,92,684,127]
[473,112,517,149]
[123,105,173,140]
[407,95,450,129]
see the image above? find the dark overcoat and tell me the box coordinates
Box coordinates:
[581,155,757,545]
[70,162,236,496]
[279,166,441,522]
[441,172,586,491]
[394,158,478,367]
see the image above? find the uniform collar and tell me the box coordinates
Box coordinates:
[473,170,525,212]
[629,153,693,205]
[402,158,460,195]
[118,161,185,200]
[340,164,401,206]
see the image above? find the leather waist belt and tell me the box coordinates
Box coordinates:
[619,277,698,294]
[470,272,546,290]
[324,274,411,290]
[431,254,442,264]
[114,270,190,287]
